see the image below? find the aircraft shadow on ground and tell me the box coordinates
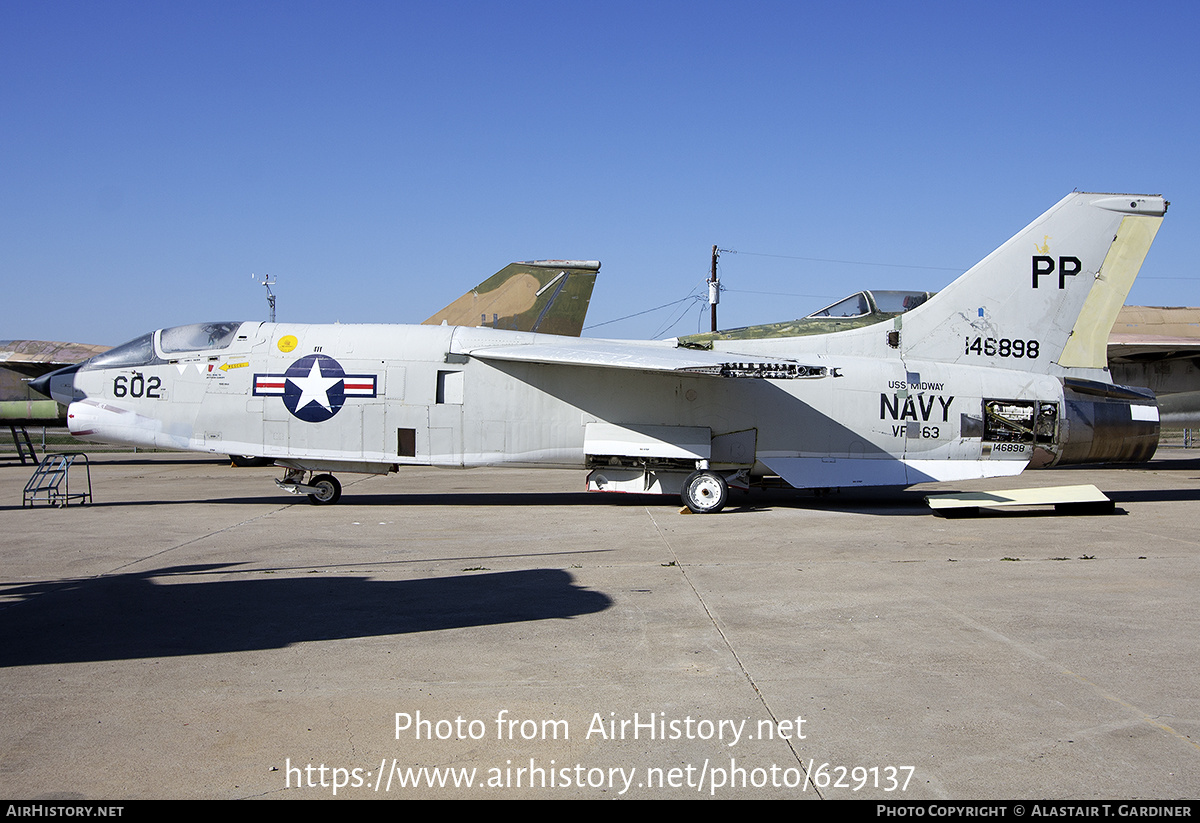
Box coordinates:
[0,494,931,518]
[12,483,1191,515]
[290,489,937,515]
[1144,456,1200,472]
[0,491,661,511]
[0,564,612,667]
[1058,455,1200,472]
[1105,487,1200,504]
[3,488,938,517]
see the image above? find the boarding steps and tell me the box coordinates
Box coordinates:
[23,452,92,508]
[6,425,37,465]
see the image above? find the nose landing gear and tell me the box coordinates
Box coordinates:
[275,469,343,505]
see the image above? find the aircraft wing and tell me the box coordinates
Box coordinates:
[1107,306,1200,362]
[1105,306,1200,425]
[1107,336,1200,362]
[0,340,111,426]
[457,337,827,378]
[0,340,111,379]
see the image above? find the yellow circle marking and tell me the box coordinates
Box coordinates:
[277,335,298,353]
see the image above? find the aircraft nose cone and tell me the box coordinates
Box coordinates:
[30,364,80,405]
[28,372,54,398]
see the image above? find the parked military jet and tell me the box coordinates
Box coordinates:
[678,289,935,345]
[21,260,596,467]
[34,193,1166,511]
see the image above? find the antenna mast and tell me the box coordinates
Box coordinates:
[253,273,277,323]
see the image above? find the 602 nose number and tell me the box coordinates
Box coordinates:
[113,373,162,398]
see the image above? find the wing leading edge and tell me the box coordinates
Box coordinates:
[455,336,829,379]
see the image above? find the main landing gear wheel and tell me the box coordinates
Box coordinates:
[681,470,729,514]
[230,455,273,468]
[307,474,341,505]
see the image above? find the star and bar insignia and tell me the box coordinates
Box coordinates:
[253,354,377,423]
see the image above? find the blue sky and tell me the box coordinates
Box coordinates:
[3,1,1198,344]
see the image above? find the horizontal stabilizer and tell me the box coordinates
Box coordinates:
[926,484,1113,516]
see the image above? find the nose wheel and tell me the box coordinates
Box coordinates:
[307,474,341,505]
[681,470,729,514]
[276,470,342,504]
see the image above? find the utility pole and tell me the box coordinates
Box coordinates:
[709,245,720,332]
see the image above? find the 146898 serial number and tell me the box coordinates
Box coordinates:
[964,337,1039,358]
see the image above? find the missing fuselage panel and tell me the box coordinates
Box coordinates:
[983,400,1058,444]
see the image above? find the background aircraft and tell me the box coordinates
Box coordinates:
[678,290,934,345]
[1108,306,1200,426]
[422,260,598,336]
[0,339,110,461]
[32,193,1168,512]
[0,340,113,422]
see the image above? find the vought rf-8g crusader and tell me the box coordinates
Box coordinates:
[33,193,1166,512]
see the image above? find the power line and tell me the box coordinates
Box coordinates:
[721,248,965,273]
[652,295,706,339]
[583,294,702,331]
[724,288,836,300]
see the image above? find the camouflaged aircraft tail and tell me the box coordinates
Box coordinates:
[423,260,599,337]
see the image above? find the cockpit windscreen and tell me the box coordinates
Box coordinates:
[159,322,242,354]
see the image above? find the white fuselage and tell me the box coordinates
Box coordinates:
[66,321,1065,489]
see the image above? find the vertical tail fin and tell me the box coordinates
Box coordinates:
[899,193,1167,372]
[423,260,599,336]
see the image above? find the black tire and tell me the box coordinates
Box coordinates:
[230,455,273,468]
[307,474,342,505]
[681,470,728,514]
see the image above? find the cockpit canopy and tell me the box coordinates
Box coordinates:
[81,322,246,371]
[805,290,932,319]
[159,322,241,354]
